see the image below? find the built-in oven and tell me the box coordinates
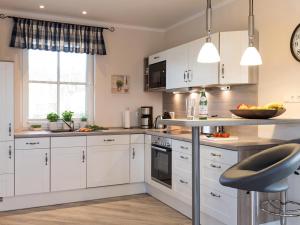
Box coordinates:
[148,61,166,90]
[151,136,172,188]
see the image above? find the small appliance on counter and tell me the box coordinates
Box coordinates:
[154,112,172,129]
[140,106,153,129]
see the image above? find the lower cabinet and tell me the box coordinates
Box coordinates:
[0,174,14,197]
[130,144,144,183]
[87,145,130,187]
[15,148,50,196]
[51,147,87,192]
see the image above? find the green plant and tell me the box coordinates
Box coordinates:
[47,113,59,122]
[81,116,88,122]
[31,124,42,129]
[62,111,74,122]
[116,80,124,89]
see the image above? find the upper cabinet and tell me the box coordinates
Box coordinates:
[0,62,14,141]
[219,31,257,85]
[161,30,258,90]
[149,51,168,65]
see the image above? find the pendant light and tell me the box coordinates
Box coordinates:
[197,0,220,63]
[240,0,262,66]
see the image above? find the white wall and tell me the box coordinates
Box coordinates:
[0,18,164,129]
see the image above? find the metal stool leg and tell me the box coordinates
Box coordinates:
[280,191,287,225]
[251,191,259,225]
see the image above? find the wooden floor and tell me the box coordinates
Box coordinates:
[0,194,191,225]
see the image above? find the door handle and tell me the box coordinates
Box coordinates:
[82,151,86,163]
[184,71,188,82]
[210,152,221,157]
[179,179,188,184]
[132,148,136,159]
[8,145,12,159]
[210,192,221,198]
[221,64,225,78]
[8,123,12,136]
[188,70,192,82]
[210,163,221,169]
[180,155,189,160]
[45,153,48,166]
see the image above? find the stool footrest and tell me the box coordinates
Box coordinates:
[261,200,300,217]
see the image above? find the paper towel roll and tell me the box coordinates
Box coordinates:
[123,108,131,129]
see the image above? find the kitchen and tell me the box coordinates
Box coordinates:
[0,0,300,225]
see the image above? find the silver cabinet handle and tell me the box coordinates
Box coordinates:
[26,142,40,145]
[45,153,48,166]
[210,163,221,169]
[154,56,160,59]
[210,152,221,157]
[221,64,225,78]
[180,146,189,150]
[8,123,12,136]
[180,155,189,160]
[179,179,188,184]
[188,70,192,82]
[210,192,221,198]
[8,145,12,159]
[184,71,188,82]
[104,139,115,142]
[132,148,136,159]
[82,151,85,163]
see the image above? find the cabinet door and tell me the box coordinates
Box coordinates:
[0,62,14,141]
[219,31,249,84]
[188,34,219,87]
[144,136,151,184]
[87,145,130,187]
[130,144,144,183]
[0,174,14,197]
[0,141,14,174]
[166,44,189,89]
[51,147,87,192]
[15,149,50,196]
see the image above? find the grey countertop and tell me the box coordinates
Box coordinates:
[15,128,285,152]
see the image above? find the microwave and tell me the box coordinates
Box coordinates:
[148,60,166,90]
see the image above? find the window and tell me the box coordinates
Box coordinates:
[23,50,94,125]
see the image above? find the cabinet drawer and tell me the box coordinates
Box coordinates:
[51,136,86,148]
[172,140,192,154]
[173,151,192,174]
[200,159,237,197]
[87,135,130,146]
[173,172,192,203]
[201,185,237,225]
[130,134,144,144]
[15,138,50,150]
[0,174,14,197]
[200,145,238,165]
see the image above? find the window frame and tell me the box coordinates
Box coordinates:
[22,50,95,128]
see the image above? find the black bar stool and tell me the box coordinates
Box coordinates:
[219,144,300,225]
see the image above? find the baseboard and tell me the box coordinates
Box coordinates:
[0,183,146,211]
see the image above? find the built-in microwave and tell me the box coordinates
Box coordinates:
[148,60,166,90]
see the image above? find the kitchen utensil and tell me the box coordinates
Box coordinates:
[154,115,165,129]
[230,109,286,119]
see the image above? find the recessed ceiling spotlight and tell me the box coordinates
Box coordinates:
[39,5,45,9]
[82,11,87,15]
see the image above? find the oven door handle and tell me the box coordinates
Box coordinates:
[152,146,170,152]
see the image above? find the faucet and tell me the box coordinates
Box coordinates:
[60,119,75,132]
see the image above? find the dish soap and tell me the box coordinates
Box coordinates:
[199,89,208,120]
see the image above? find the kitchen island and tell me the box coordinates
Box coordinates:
[160,118,300,225]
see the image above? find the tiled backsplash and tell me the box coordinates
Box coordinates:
[163,85,258,137]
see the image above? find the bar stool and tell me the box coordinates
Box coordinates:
[219,144,300,225]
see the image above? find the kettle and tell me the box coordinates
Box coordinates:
[154,115,165,129]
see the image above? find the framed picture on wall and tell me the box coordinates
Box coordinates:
[111,75,129,94]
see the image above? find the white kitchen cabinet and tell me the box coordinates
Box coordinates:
[87,145,130,187]
[130,144,144,183]
[0,141,14,174]
[149,50,168,65]
[51,147,87,192]
[0,174,14,197]
[219,31,257,85]
[144,135,152,184]
[0,62,14,142]
[15,148,50,196]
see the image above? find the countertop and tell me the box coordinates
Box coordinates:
[15,128,285,152]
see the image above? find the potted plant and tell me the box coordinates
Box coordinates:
[116,80,124,91]
[47,112,59,131]
[80,116,88,128]
[62,111,74,130]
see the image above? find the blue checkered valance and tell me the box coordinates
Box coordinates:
[10,17,107,55]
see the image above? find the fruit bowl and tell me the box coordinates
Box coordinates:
[230,108,286,119]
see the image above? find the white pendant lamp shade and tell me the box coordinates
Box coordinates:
[198,0,220,64]
[240,46,262,66]
[197,42,220,63]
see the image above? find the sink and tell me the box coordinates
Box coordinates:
[50,129,75,133]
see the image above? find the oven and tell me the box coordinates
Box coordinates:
[151,136,172,188]
[148,61,166,90]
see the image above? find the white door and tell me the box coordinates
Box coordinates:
[130,144,144,183]
[15,149,50,196]
[87,145,130,187]
[219,31,249,84]
[166,43,189,89]
[188,34,220,87]
[0,62,14,142]
[51,147,87,192]
[0,141,14,174]
[0,174,14,197]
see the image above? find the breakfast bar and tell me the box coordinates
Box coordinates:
[160,118,300,225]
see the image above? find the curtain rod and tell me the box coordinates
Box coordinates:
[0,13,115,32]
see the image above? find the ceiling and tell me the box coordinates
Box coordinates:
[0,0,230,29]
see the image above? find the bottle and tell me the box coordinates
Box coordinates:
[199,89,208,120]
[123,108,131,129]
